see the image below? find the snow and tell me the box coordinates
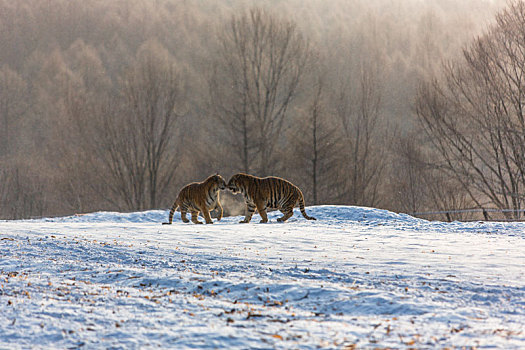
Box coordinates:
[1,205,524,349]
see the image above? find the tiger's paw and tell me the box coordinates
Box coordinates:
[259,219,268,223]
[162,222,171,225]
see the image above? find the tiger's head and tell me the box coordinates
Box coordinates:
[207,174,227,191]
[227,173,247,194]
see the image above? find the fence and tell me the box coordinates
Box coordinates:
[409,208,525,222]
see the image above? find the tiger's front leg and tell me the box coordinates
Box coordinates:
[200,206,214,224]
[215,202,223,221]
[240,201,256,223]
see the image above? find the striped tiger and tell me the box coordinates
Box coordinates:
[227,173,316,223]
[163,174,226,225]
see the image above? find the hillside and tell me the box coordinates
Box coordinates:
[1,206,524,348]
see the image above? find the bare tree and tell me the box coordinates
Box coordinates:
[334,63,387,207]
[417,0,525,218]
[0,65,46,219]
[92,41,184,211]
[0,65,28,156]
[391,134,428,214]
[0,163,46,219]
[391,133,474,220]
[289,75,344,204]
[207,62,255,173]
[209,7,311,175]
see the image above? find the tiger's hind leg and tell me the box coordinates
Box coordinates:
[256,201,268,223]
[277,207,294,222]
[180,208,190,223]
[191,211,203,224]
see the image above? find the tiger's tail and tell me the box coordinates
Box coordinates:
[298,192,316,220]
[162,200,179,225]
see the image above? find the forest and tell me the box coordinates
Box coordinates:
[1,0,516,220]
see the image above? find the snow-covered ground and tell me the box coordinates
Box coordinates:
[1,205,524,349]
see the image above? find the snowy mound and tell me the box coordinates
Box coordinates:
[43,209,168,223]
[41,205,426,225]
[29,205,525,238]
[306,205,425,224]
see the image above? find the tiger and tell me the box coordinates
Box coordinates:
[227,173,316,223]
[162,174,227,225]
